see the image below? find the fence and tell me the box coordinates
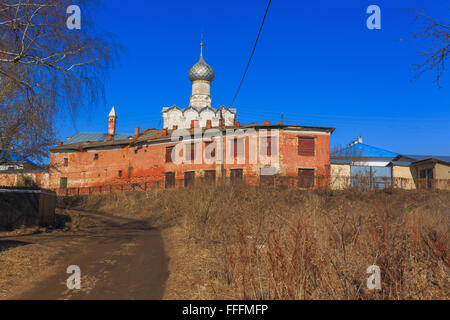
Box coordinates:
[54,175,450,197]
[0,186,56,229]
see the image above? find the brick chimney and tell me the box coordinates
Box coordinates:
[161,128,168,137]
[58,141,63,146]
[135,127,140,138]
[190,120,199,129]
[235,121,240,127]
[172,125,178,130]
[206,120,212,129]
[264,120,270,125]
[107,106,117,141]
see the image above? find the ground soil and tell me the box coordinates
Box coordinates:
[0,210,168,300]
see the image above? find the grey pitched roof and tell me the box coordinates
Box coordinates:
[64,132,133,145]
[404,154,450,163]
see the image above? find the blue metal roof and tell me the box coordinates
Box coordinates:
[331,143,398,159]
[64,132,133,145]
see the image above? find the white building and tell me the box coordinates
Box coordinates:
[161,42,236,129]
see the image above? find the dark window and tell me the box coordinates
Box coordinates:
[94,153,99,160]
[204,170,216,183]
[205,141,216,159]
[165,172,175,188]
[59,177,68,190]
[166,146,174,163]
[230,168,243,182]
[184,171,195,187]
[298,137,315,156]
[118,170,122,178]
[63,158,68,167]
[298,168,315,188]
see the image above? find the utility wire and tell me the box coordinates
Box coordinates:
[229,0,272,108]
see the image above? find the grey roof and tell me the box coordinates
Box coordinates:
[404,154,450,163]
[64,132,133,145]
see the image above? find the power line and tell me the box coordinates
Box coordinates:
[229,0,272,108]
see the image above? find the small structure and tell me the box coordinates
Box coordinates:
[0,187,56,229]
[330,137,398,189]
[389,155,450,190]
[0,154,40,172]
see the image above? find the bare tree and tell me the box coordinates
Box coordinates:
[405,7,450,87]
[0,0,118,163]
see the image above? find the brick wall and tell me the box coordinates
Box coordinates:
[48,128,331,190]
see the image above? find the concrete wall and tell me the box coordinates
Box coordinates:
[330,164,351,189]
[391,165,416,189]
[435,163,450,180]
[0,171,49,188]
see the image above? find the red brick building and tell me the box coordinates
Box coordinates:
[47,44,334,191]
[48,119,333,191]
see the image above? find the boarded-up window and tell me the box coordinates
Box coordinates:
[63,158,68,167]
[165,146,174,163]
[205,141,216,159]
[204,170,216,183]
[94,154,99,160]
[118,170,122,178]
[260,136,274,156]
[233,138,244,158]
[260,168,275,186]
[298,168,315,188]
[165,172,175,188]
[184,171,195,187]
[298,137,315,156]
[60,177,68,189]
[186,143,196,161]
[230,168,243,182]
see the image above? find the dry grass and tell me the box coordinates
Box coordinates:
[64,184,450,300]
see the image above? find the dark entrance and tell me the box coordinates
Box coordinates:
[184,171,195,187]
[204,170,216,184]
[230,169,243,182]
[164,172,175,188]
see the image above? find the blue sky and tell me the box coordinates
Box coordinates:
[57,0,450,156]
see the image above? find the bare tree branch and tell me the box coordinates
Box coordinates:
[0,0,119,163]
[402,7,450,87]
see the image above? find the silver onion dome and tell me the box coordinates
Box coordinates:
[188,55,215,82]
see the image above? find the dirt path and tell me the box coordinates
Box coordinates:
[2,211,169,300]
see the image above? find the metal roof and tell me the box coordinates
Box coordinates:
[331,143,398,159]
[404,154,450,163]
[2,153,38,166]
[64,132,133,145]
